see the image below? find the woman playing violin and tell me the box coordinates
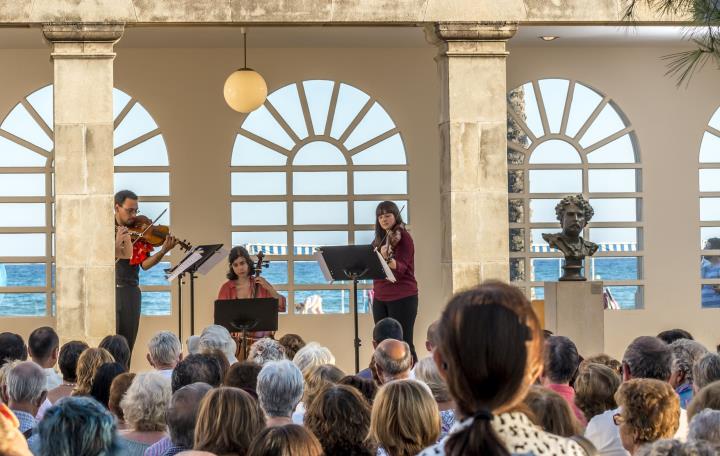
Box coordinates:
[217,246,286,359]
[372,201,418,361]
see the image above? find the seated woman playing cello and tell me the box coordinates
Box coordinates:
[217,246,286,360]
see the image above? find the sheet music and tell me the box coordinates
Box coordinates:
[196,247,228,275]
[166,248,203,282]
[376,250,397,283]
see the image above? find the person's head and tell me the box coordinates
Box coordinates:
[303,364,345,409]
[373,339,412,384]
[338,375,378,405]
[305,384,372,456]
[166,382,213,449]
[687,380,720,421]
[172,353,223,393]
[28,326,59,368]
[278,334,305,361]
[669,338,708,389]
[247,424,323,456]
[194,386,265,455]
[99,335,130,371]
[147,331,182,370]
[434,281,543,456]
[0,332,27,367]
[636,439,719,456]
[187,335,201,355]
[372,318,403,349]
[225,361,262,391]
[656,329,694,345]
[89,362,125,408]
[693,352,720,392]
[199,325,237,364]
[622,336,673,382]
[4,361,47,413]
[425,320,439,353]
[523,385,581,437]
[201,348,230,380]
[574,362,621,421]
[74,347,114,396]
[615,379,680,454]
[257,360,303,419]
[37,396,121,456]
[292,342,335,373]
[414,356,451,404]
[688,408,720,446]
[248,337,286,366]
[57,340,89,383]
[114,189,139,225]
[369,380,440,456]
[108,372,135,422]
[227,245,256,280]
[543,335,580,385]
[120,372,171,432]
[374,201,404,242]
[555,194,594,237]
[583,353,622,377]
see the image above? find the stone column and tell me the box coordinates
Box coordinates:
[427,22,517,297]
[43,24,124,344]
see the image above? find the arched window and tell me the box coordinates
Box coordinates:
[699,107,720,308]
[0,85,171,316]
[231,80,408,314]
[507,79,643,309]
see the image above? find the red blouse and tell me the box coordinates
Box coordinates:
[217,278,286,338]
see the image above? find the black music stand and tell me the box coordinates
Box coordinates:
[214,298,279,359]
[315,244,391,373]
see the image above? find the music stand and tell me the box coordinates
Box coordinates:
[214,298,279,359]
[315,244,392,373]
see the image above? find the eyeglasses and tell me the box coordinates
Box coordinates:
[121,207,139,215]
[613,413,625,426]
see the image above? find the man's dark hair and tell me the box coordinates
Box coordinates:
[224,361,262,391]
[99,335,130,371]
[544,336,580,384]
[58,341,89,381]
[28,326,59,361]
[171,354,222,393]
[0,332,28,367]
[657,329,694,345]
[372,318,403,344]
[114,190,138,206]
[623,336,672,381]
[166,382,213,448]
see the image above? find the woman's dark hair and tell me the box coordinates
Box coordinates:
[248,424,323,456]
[278,334,306,361]
[338,375,377,404]
[98,335,130,371]
[58,340,89,382]
[90,362,126,408]
[438,281,541,456]
[524,385,581,437]
[372,201,404,248]
[227,246,256,280]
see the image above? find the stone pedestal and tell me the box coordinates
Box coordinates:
[544,281,605,356]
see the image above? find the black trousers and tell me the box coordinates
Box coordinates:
[116,285,141,355]
[372,294,418,362]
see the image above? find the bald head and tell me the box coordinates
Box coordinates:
[374,339,412,384]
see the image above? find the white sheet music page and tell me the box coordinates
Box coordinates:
[376,250,397,283]
[166,249,203,282]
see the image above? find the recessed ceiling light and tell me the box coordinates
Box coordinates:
[539,36,559,41]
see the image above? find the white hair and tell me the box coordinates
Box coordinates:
[187,335,201,355]
[292,342,335,373]
[199,325,237,364]
[120,372,171,432]
[6,361,45,403]
[689,409,720,445]
[148,331,182,366]
[670,339,708,384]
[248,338,286,366]
[257,360,303,418]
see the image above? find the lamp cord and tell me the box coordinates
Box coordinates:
[243,29,247,69]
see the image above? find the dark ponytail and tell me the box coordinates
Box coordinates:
[446,418,509,456]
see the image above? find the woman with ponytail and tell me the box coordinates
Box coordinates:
[418,281,587,456]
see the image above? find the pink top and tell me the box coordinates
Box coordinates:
[546,383,587,426]
[372,228,418,301]
[217,278,286,338]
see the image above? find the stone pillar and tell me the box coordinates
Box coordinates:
[427,22,517,297]
[43,24,124,345]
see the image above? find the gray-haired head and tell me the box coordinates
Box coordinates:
[256,360,303,418]
[622,336,672,381]
[688,408,720,445]
[670,338,708,386]
[373,339,412,383]
[121,371,171,432]
[166,382,213,448]
[292,342,335,373]
[199,325,237,364]
[6,361,46,404]
[636,438,718,456]
[187,335,201,355]
[693,352,720,391]
[248,338,286,366]
[148,331,182,368]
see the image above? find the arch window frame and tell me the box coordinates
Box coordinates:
[698,106,720,307]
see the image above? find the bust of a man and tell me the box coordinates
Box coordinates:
[542,195,598,281]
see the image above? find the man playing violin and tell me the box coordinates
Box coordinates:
[115,189,178,357]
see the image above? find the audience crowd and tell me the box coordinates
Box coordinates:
[1,281,720,456]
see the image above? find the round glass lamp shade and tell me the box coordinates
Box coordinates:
[223,68,268,113]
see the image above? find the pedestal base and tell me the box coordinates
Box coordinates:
[544,281,605,356]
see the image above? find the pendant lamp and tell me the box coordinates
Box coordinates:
[223,28,267,113]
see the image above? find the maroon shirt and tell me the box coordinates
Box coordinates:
[372,228,418,301]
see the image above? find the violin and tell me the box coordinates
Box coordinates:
[127,215,192,251]
[383,225,403,261]
[251,251,270,298]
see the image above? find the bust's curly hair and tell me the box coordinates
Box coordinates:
[555,194,594,223]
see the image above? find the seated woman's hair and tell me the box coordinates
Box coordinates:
[635,439,718,456]
[292,342,335,372]
[99,335,131,371]
[413,356,451,404]
[200,348,230,380]
[248,338,286,366]
[615,379,680,447]
[194,386,265,455]
[574,362,621,421]
[304,384,372,456]
[247,424,323,456]
[90,362,126,408]
[224,361,262,391]
[108,372,135,422]
[73,347,115,396]
[582,354,622,377]
[368,379,440,456]
[57,341,89,382]
[278,334,306,362]
[523,385,581,437]
[687,380,720,421]
[688,408,720,445]
[338,375,377,405]
[302,364,345,410]
[120,372,171,432]
[37,396,121,456]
